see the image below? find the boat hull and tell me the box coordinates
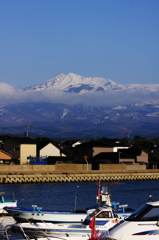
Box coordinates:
[4,207,87,223]
[105,201,159,240]
[6,224,107,240]
[11,217,118,239]
[105,220,159,240]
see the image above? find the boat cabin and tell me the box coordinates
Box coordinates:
[83,207,117,226]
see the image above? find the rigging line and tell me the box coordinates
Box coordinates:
[30,127,68,133]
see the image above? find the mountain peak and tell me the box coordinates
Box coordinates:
[24,73,159,94]
[24,73,123,94]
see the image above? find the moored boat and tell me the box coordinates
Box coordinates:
[7,192,133,239]
[0,192,17,214]
[105,197,159,240]
[4,205,88,224]
[3,182,134,224]
[5,217,107,240]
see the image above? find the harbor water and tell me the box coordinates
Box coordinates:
[0,180,159,239]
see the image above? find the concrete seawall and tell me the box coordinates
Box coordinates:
[0,163,147,175]
[1,172,159,184]
[0,164,159,183]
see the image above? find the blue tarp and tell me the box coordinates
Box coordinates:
[29,156,48,165]
[30,160,48,165]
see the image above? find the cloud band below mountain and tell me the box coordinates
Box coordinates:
[0,82,159,107]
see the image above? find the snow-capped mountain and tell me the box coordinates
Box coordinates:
[1,73,159,139]
[24,73,159,94]
[24,73,124,93]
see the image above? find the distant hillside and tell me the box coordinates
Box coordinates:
[0,73,159,139]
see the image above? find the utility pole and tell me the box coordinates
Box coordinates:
[84,155,88,170]
[124,133,132,146]
[23,125,31,137]
[124,133,131,139]
[94,132,98,140]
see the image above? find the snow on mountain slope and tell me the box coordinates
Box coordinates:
[23,73,124,93]
[124,83,159,92]
[24,73,159,94]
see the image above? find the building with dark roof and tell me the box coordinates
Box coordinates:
[3,136,36,164]
[119,148,148,165]
[73,139,129,163]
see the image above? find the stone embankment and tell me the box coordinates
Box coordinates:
[1,173,159,184]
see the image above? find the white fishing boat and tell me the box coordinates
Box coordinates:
[5,217,107,240]
[4,205,88,224]
[105,196,159,240]
[4,182,134,224]
[7,189,133,239]
[4,181,101,224]
[0,192,17,214]
[10,208,131,238]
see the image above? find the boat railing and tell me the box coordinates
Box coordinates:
[4,224,31,240]
[5,222,55,240]
[0,192,16,203]
[0,191,16,197]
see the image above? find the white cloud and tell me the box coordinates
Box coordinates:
[0,82,159,107]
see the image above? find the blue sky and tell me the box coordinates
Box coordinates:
[0,0,159,88]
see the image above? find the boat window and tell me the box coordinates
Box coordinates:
[126,204,150,221]
[126,204,159,221]
[88,209,99,218]
[139,207,159,221]
[96,211,112,218]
